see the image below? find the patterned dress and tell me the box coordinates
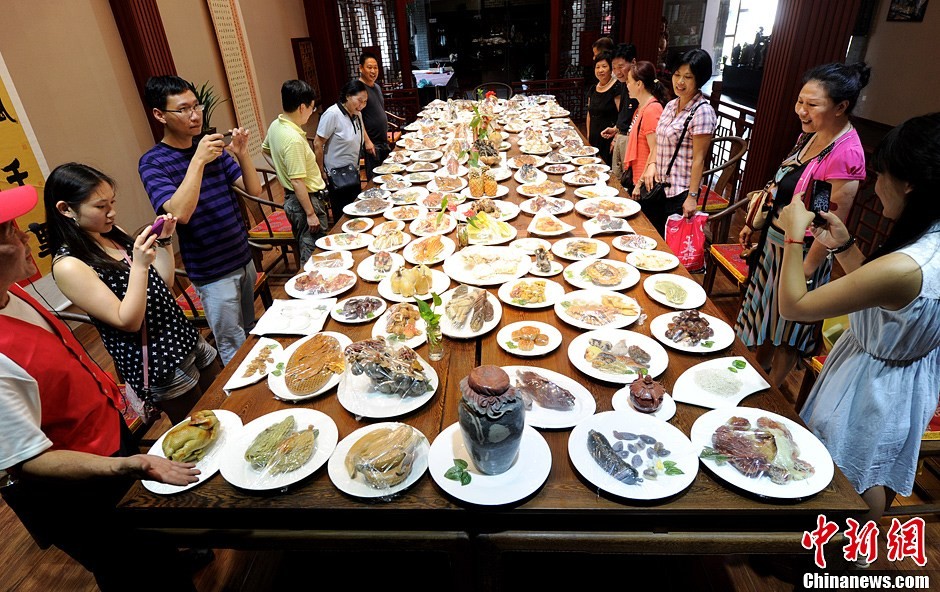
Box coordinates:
[800,224,940,496]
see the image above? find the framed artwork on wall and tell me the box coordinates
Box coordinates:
[887,0,929,22]
[292,38,322,110]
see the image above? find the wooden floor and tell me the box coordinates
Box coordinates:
[5,221,940,591]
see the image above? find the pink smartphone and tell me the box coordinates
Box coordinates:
[148,217,166,239]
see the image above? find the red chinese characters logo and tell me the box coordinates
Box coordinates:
[886,517,927,566]
[801,514,840,568]
[802,514,928,568]
[843,518,879,565]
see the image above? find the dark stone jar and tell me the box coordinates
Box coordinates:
[457,366,525,475]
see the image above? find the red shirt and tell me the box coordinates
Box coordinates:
[0,285,122,456]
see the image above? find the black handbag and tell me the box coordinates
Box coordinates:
[637,101,703,202]
[328,164,360,191]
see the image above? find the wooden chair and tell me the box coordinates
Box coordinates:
[386,111,406,144]
[473,82,514,100]
[231,179,302,276]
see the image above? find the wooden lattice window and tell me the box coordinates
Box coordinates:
[337,0,402,88]
[561,0,619,78]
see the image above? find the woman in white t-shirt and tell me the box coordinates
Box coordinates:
[314,79,368,219]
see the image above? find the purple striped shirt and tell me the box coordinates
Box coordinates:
[139,142,251,282]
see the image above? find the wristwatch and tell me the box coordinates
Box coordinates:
[688,191,700,199]
[155,237,173,247]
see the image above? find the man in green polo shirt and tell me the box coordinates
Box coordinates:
[262,80,329,263]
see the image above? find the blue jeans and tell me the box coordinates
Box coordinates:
[192,260,257,365]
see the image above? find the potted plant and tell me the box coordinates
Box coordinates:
[192,81,230,134]
[415,292,444,361]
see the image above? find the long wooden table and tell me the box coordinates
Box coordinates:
[119,116,867,580]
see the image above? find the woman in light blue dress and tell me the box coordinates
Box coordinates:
[776,112,940,525]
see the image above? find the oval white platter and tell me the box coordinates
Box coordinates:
[410,149,444,162]
[314,232,374,251]
[503,365,597,429]
[648,311,736,354]
[371,304,428,349]
[143,410,243,494]
[368,231,412,254]
[508,237,551,255]
[266,331,353,402]
[337,353,439,419]
[612,233,658,252]
[377,268,451,304]
[497,277,566,309]
[496,321,563,357]
[562,171,610,187]
[690,407,834,500]
[371,220,406,236]
[514,167,548,185]
[626,250,681,272]
[454,199,519,222]
[568,411,698,500]
[528,259,564,277]
[611,388,678,422]
[671,357,770,409]
[343,199,390,217]
[573,185,620,199]
[327,423,430,499]
[434,164,469,178]
[383,206,427,222]
[561,145,600,157]
[285,269,357,300]
[554,288,641,330]
[517,182,566,198]
[428,423,551,506]
[574,197,641,217]
[442,245,531,286]
[507,155,546,169]
[567,329,669,384]
[543,163,575,175]
[219,408,338,491]
[428,177,468,193]
[409,212,457,237]
[643,273,707,310]
[304,250,354,272]
[330,296,387,324]
[519,196,574,216]
[389,186,430,205]
[438,286,503,339]
[223,338,282,392]
[583,216,635,237]
[550,237,610,261]
[342,217,374,234]
[563,259,640,292]
[527,212,575,237]
[357,251,405,283]
[403,234,457,266]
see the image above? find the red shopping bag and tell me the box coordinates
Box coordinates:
[665,212,708,272]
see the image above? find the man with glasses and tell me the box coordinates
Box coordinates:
[139,75,261,366]
[601,43,638,183]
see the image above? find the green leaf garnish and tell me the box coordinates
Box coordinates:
[505,341,518,349]
[732,360,747,369]
[665,466,685,476]
[512,298,529,306]
[702,341,714,348]
[445,458,472,486]
[699,447,730,466]
[454,458,468,470]
[728,367,738,373]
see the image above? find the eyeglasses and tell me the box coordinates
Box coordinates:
[163,104,205,117]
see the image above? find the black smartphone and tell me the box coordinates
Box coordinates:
[808,179,832,226]
[221,130,234,146]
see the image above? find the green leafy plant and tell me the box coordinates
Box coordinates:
[192,80,230,134]
[444,458,472,485]
[414,292,443,328]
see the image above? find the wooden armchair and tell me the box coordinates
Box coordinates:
[231,178,302,276]
[386,111,406,144]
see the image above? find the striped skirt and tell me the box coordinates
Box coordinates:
[734,225,831,355]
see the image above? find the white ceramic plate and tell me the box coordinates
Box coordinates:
[357,251,405,282]
[378,176,411,193]
[496,321,563,357]
[649,311,736,354]
[690,407,835,500]
[411,149,444,162]
[562,171,610,187]
[626,250,681,272]
[561,145,600,157]
[567,329,669,384]
[285,269,357,300]
[330,296,387,324]
[454,199,519,222]
[459,184,510,200]
[405,172,435,184]
[384,150,412,164]
[223,338,282,391]
[428,423,551,506]
[338,353,438,419]
[509,237,551,255]
[383,206,427,222]
[371,220,406,236]
[468,223,518,246]
[612,234,658,252]
[326,423,430,499]
[611,388,677,421]
[643,273,707,310]
[579,163,611,174]
[527,212,575,236]
[568,411,698,500]
[671,357,771,409]
[551,237,610,261]
[554,289,641,330]
[543,163,576,175]
[528,260,564,277]
[503,366,596,429]
[571,156,603,166]
[573,185,620,199]
[304,250,354,272]
[519,196,574,216]
[517,181,566,198]
[250,299,333,336]
[373,163,406,175]
[442,245,531,286]
[357,187,392,201]
[563,259,640,292]
[368,231,412,253]
[142,410,243,495]
[342,217,374,234]
[438,286,502,339]
[371,304,428,349]
[406,161,439,173]
[497,277,566,309]
[583,217,635,237]
[507,155,547,169]
[344,199,391,217]
[315,232,374,251]
[266,331,353,402]
[514,167,548,185]
[489,166,513,182]
[377,268,451,303]
[435,164,469,178]
[417,191,465,209]
[409,212,457,236]
[428,177,468,193]
[389,186,430,205]
[574,197,641,217]
[219,408,338,491]
[403,234,457,266]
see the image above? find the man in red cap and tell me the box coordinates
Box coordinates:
[0,185,200,591]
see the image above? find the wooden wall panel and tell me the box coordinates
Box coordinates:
[302,0,346,106]
[620,0,664,64]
